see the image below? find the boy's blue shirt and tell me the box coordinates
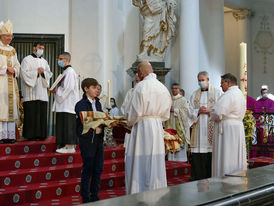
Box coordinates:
[75,93,103,137]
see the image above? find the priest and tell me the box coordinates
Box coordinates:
[211,73,247,177]
[0,20,20,143]
[123,61,171,194]
[20,42,53,140]
[189,71,222,180]
[165,83,194,162]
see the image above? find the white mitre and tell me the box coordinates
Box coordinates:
[0,19,13,35]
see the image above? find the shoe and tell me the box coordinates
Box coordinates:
[56,147,76,154]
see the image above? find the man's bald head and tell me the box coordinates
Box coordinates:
[137,61,153,80]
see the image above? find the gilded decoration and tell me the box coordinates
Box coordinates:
[232,9,252,21]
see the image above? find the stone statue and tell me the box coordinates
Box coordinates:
[133,0,177,62]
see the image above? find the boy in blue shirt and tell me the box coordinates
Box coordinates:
[75,78,104,203]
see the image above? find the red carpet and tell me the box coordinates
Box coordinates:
[0,137,191,205]
[248,156,274,169]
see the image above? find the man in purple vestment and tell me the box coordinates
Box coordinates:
[247,95,256,111]
[253,94,274,157]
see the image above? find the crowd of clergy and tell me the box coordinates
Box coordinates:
[1,19,274,203]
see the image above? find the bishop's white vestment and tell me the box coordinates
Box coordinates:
[0,40,20,140]
[123,73,171,194]
[211,86,247,177]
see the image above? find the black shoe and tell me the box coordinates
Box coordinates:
[90,195,100,202]
[3,139,15,144]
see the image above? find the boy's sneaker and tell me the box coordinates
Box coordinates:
[56,147,76,154]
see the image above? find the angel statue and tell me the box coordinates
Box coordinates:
[132,0,177,62]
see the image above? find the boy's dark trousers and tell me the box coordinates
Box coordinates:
[79,133,104,203]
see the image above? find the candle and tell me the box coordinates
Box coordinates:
[240,42,247,99]
[107,80,111,108]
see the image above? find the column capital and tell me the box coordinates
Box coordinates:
[232,9,253,21]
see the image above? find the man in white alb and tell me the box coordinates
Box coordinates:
[20,42,53,140]
[211,73,247,177]
[189,71,222,180]
[123,61,171,194]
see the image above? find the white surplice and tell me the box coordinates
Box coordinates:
[211,86,247,177]
[20,54,53,102]
[189,86,222,153]
[52,66,79,114]
[124,73,171,195]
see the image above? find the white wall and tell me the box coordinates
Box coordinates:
[70,0,139,106]
[0,0,70,50]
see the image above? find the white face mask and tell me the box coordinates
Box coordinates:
[36,49,44,57]
[262,93,268,99]
[198,81,207,89]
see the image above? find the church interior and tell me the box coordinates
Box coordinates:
[0,0,273,205]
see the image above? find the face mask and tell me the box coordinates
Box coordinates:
[58,60,64,68]
[262,93,268,98]
[199,81,207,89]
[36,49,44,57]
[110,102,115,107]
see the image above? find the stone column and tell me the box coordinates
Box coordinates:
[180,0,200,98]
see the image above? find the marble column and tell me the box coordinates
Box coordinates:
[180,0,200,99]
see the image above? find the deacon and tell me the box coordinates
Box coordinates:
[189,71,222,180]
[165,83,194,162]
[123,61,171,194]
[52,52,79,153]
[211,73,247,177]
[20,42,53,140]
[0,20,20,143]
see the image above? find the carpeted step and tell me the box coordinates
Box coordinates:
[0,148,125,172]
[19,187,127,206]
[0,159,125,188]
[165,161,191,178]
[167,175,190,186]
[0,152,82,171]
[248,156,274,169]
[0,171,126,205]
[0,137,192,205]
[0,137,56,156]
[20,174,191,206]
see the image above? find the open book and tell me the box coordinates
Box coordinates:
[49,73,64,92]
